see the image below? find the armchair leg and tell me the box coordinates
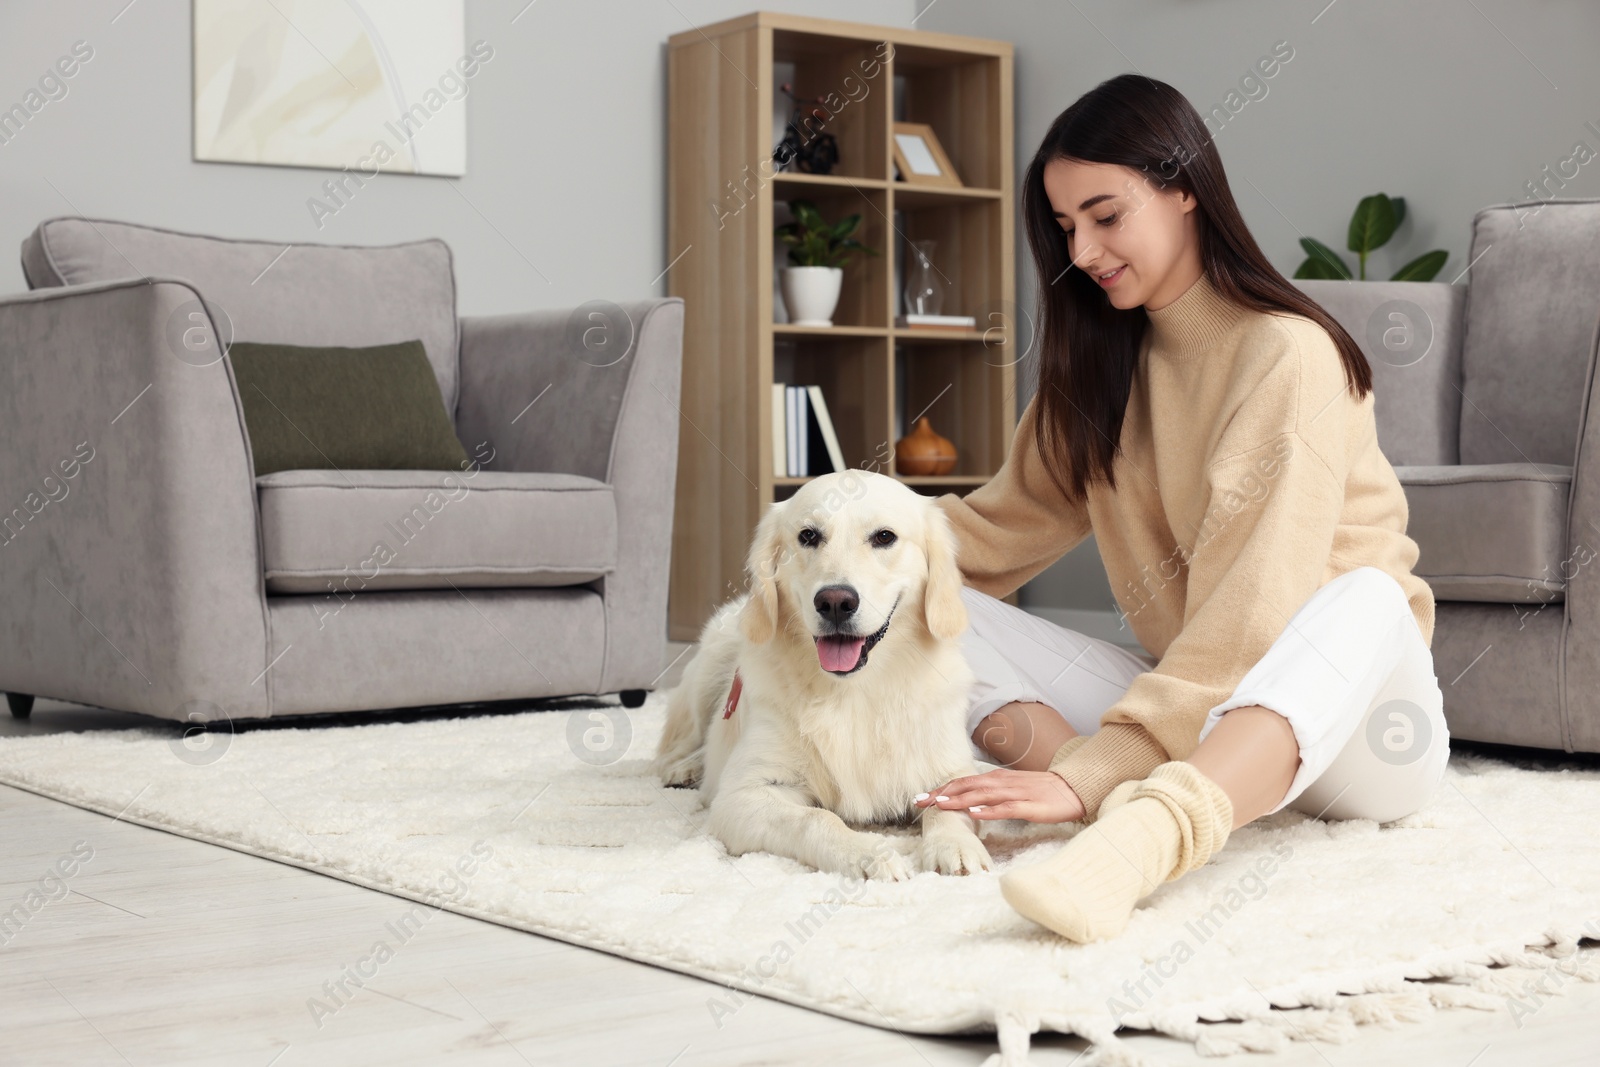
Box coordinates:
[7,693,34,719]
[619,689,648,708]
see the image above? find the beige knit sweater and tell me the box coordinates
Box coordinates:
[932,270,1435,818]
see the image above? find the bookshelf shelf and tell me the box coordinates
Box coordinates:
[772,173,891,192]
[666,12,1017,638]
[773,324,889,337]
[892,184,1004,208]
[893,328,1002,343]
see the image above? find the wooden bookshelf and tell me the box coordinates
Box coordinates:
[665,11,1018,640]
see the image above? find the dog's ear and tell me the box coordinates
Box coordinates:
[920,503,968,640]
[739,503,787,644]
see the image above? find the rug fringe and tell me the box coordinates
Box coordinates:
[992,924,1600,1066]
[979,1006,1039,1067]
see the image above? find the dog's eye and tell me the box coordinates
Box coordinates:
[871,528,897,547]
[798,527,820,547]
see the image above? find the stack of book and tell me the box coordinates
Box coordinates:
[772,383,846,478]
[895,313,978,329]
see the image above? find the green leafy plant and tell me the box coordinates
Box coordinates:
[775,200,879,268]
[1294,193,1448,281]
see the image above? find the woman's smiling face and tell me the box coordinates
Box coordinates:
[1041,157,1201,312]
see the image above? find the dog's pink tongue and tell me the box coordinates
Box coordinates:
[816,635,865,672]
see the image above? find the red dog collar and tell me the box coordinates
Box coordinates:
[722,669,744,719]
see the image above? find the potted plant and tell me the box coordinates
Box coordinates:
[1293,193,1448,280]
[775,200,879,327]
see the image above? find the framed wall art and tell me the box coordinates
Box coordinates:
[193,0,472,176]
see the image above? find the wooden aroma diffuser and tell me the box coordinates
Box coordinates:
[894,416,958,475]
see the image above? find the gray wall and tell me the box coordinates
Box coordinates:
[9,0,1598,636]
[0,0,917,316]
[921,0,1600,630]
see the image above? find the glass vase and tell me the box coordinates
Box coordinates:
[903,239,945,318]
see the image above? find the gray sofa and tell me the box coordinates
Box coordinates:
[1297,197,1600,755]
[1,217,683,724]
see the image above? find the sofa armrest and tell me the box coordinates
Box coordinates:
[456,298,685,693]
[1558,309,1600,751]
[0,278,271,719]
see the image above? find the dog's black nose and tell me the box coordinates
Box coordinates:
[814,585,859,625]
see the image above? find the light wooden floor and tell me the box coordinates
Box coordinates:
[3,640,1598,1065]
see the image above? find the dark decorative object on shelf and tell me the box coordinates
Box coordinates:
[772,82,840,175]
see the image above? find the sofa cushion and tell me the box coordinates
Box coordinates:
[20,217,461,411]
[1397,463,1572,603]
[257,469,616,594]
[229,340,469,476]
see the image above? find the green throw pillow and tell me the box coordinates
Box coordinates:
[227,339,470,477]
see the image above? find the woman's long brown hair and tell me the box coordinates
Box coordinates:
[1022,73,1372,501]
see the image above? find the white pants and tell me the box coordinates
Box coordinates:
[960,566,1450,822]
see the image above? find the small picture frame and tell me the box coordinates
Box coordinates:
[891,122,963,188]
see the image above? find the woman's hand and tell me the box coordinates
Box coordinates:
[914,767,1087,824]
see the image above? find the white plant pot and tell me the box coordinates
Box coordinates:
[781,266,844,327]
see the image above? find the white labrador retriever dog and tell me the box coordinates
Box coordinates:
[653,469,991,881]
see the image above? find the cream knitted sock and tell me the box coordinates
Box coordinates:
[1088,778,1140,823]
[999,760,1234,943]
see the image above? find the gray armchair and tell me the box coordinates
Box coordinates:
[1296,196,1600,755]
[0,217,683,723]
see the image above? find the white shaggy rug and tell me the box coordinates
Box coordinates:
[1,694,1597,1066]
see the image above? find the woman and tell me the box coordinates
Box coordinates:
[915,74,1449,943]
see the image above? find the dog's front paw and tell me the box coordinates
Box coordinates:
[840,834,916,882]
[655,752,703,788]
[921,832,993,876]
